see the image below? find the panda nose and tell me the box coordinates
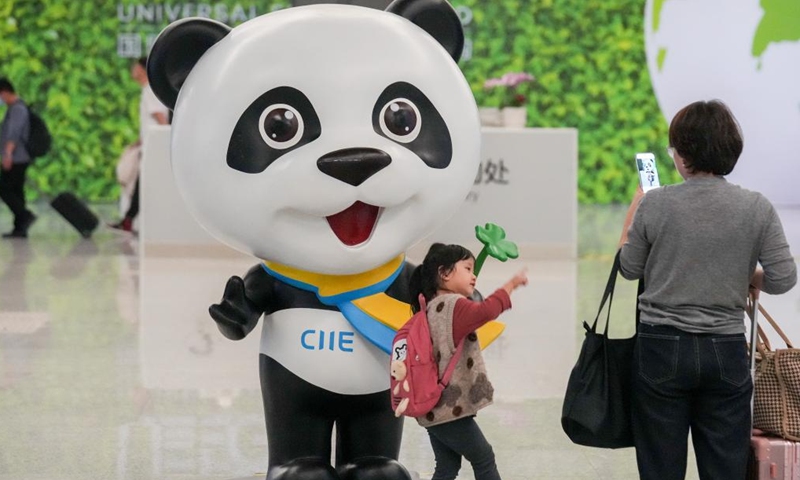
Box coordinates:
[317,148,392,186]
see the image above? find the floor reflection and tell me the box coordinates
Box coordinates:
[0,204,796,479]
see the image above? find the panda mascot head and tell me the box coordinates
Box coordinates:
[148,0,479,275]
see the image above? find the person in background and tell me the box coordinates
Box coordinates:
[409,243,528,480]
[618,99,797,480]
[109,56,169,233]
[0,78,36,239]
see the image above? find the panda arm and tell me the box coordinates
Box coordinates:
[209,265,273,340]
[384,261,416,304]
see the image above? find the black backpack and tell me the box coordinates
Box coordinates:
[26,106,52,158]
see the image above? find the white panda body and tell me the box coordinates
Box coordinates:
[148,3,480,476]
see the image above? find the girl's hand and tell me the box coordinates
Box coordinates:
[503,268,528,295]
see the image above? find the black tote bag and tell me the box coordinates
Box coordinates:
[561,250,641,449]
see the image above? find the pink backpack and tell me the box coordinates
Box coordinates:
[390,295,465,418]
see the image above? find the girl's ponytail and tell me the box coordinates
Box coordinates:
[409,264,425,313]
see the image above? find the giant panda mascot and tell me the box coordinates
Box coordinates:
[147,1,491,478]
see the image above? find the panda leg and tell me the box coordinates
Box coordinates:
[334,391,412,480]
[260,355,338,479]
[266,458,339,480]
[337,457,412,480]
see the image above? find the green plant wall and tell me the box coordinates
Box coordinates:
[0,0,678,204]
[0,1,132,201]
[0,0,282,203]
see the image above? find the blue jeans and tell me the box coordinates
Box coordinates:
[633,323,752,480]
[426,416,500,480]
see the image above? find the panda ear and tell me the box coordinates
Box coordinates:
[147,18,231,110]
[386,0,464,62]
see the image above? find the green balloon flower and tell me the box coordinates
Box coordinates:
[474,223,519,277]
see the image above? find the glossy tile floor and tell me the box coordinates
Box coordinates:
[0,204,798,480]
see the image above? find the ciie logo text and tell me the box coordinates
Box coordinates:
[301,329,355,353]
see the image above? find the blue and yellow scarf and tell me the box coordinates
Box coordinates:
[261,255,504,354]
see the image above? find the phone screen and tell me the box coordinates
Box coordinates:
[636,153,660,192]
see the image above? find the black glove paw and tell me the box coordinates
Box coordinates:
[209,276,259,340]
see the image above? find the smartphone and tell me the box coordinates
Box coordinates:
[636,152,660,192]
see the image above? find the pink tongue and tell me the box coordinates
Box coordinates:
[326,202,379,246]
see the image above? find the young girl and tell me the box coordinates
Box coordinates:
[409,243,528,480]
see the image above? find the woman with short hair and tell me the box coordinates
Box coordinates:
[618,99,797,480]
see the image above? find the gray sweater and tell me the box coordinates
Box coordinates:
[620,176,796,334]
[0,100,30,164]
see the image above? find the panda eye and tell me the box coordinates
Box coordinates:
[258,104,305,150]
[379,98,421,143]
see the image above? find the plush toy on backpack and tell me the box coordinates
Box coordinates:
[390,360,410,415]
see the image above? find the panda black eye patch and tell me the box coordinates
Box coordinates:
[372,82,452,169]
[227,87,322,174]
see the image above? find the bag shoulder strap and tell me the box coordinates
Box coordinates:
[425,292,465,387]
[595,251,621,317]
[758,303,793,348]
[748,298,794,352]
[440,339,465,386]
[590,249,643,335]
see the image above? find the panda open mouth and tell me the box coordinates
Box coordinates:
[325,202,381,246]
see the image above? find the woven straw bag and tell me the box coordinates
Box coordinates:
[750,302,800,441]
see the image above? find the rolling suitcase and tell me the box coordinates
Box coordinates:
[747,296,800,479]
[749,431,800,479]
[50,192,99,238]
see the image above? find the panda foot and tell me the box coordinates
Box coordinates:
[267,457,340,480]
[337,457,412,480]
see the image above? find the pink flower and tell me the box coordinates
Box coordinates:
[483,72,536,108]
[483,72,535,89]
[483,78,506,88]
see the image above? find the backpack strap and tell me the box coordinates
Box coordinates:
[439,338,465,386]
[25,104,33,142]
[419,292,463,386]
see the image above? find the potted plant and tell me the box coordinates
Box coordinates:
[483,72,535,128]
